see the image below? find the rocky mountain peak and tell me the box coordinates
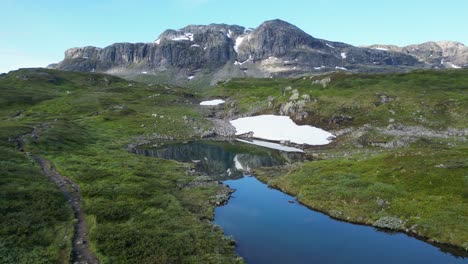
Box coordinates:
[256,19,303,32]
[434,41,465,49]
[51,19,466,87]
[155,23,246,45]
[235,19,318,61]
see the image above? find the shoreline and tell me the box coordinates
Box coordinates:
[250,173,468,257]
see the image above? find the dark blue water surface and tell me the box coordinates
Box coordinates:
[137,141,466,264]
[214,176,467,264]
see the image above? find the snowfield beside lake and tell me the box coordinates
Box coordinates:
[230,115,334,145]
[200,99,225,106]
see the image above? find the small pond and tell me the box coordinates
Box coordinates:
[133,140,302,180]
[135,140,467,264]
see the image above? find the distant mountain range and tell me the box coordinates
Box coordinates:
[366,41,468,69]
[50,19,468,86]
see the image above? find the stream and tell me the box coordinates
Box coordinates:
[135,140,467,264]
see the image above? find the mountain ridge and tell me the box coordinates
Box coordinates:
[366,41,468,69]
[51,19,467,86]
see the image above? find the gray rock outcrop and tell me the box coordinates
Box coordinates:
[373,216,404,230]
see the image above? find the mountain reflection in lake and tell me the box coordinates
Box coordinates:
[133,140,302,180]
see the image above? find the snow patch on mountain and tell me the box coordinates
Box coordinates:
[234,35,247,53]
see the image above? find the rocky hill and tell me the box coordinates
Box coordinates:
[367,41,468,69]
[51,19,467,86]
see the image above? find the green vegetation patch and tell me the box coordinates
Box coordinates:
[0,69,241,263]
[0,145,73,264]
[203,70,468,130]
[256,140,468,248]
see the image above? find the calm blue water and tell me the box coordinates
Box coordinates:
[214,176,467,264]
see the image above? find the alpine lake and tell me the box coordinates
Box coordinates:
[134,140,467,264]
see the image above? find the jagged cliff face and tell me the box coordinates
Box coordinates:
[56,23,243,74]
[52,19,466,86]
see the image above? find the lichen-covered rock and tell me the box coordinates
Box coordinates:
[289,92,300,101]
[329,210,343,218]
[312,77,331,88]
[329,115,354,125]
[267,96,276,108]
[301,94,311,102]
[379,94,395,103]
[373,216,404,230]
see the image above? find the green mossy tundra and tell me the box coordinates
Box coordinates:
[0,68,467,263]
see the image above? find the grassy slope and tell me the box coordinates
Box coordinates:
[203,70,468,250]
[0,71,76,263]
[0,69,240,263]
[204,70,468,129]
[255,141,467,249]
[0,143,73,264]
[1,68,467,262]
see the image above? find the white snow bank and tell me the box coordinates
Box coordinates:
[170,33,194,42]
[236,139,304,153]
[373,47,389,51]
[200,99,225,106]
[234,35,246,52]
[335,66,348,71]
[234,57,252,66]
[341,52,347,59]
[230,115,334,145]
[326,43,335,49]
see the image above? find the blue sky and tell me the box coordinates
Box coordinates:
[1,0,467,73]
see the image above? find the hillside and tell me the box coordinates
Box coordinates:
[203,70,468,252]
[0,69,241,263]
[1,68,467,263]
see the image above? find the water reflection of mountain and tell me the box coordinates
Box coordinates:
[133,141,302,180]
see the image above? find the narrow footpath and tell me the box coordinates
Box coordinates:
[16,134,99,264]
